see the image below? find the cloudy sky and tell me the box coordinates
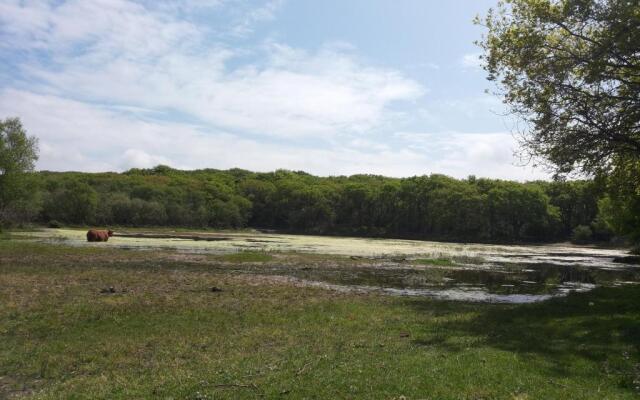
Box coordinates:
[0,0,548,180]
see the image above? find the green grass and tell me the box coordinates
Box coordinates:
[1,240,639,399]
[414,257,456,266]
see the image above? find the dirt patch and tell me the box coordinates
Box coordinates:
[0,375,40,399]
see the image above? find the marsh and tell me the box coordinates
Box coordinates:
[22,228,639,304]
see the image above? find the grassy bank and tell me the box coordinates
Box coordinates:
[0,239,639,399]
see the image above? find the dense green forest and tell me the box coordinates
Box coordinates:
[12,165,616,244]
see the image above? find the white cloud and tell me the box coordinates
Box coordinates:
[415,95,510,133]
[32,43,423,137]
[0,1,548,180]
[0,0,201,55]
[406,61,440,71]
[154,0,226,13]
[0,89,548,180]
[2,0,423,138]
[461,52,483,69]
[122,149,173,169]
[230,0,284,37]
[0,89,410,173]
[394,131,548,180]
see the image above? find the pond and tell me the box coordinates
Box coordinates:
[21,228,640,304]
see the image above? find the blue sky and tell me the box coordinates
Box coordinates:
[0,0,547,179]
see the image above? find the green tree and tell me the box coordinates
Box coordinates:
[31,165,608,243]
[0,117,39,226]
[44,181,98,225]
[486,182,559,241]
[286,186,334,233]
[336,183,375,234]
[597,160,640,241]
[240,178,276,227]
[477,0,640,175]
[543,180,604,236]
[571,224,593,244]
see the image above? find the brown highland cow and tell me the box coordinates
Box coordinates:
[86,229,114,242]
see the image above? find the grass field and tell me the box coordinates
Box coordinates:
[1,237,639,399]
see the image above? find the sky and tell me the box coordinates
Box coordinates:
[0,0,549,180]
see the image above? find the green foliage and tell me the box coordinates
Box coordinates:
[47,220,62,229]
[571,225,593,244]
[43,181,98,225]
[592,158,640,244]
[21,167,611,243]
[478,0,640,244]
[543,179,605,236]
[415,258,455,266]
[0,117,39,226]
[477,0,640,176]
[486,181,560,241]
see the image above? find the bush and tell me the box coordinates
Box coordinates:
[48,220,62,228]
[571,225,593,244]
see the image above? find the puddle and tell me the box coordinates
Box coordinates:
[240,261,638,303]
[17,228,640,304]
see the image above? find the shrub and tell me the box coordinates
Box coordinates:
[571,225,593,244]
[48,220,62,228]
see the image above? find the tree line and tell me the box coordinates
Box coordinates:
[5,165,616,244]
[1,117,634,245]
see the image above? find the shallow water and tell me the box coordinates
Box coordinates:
[21,228,640,303]
[226,261,638,304]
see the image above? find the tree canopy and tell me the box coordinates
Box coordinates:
[477,0,640,176]
[22,166,611,244]
[0,117,39,225]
